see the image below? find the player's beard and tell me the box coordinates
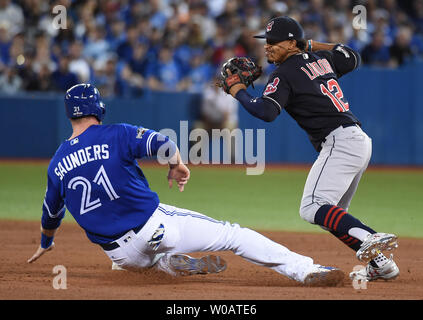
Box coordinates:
[267,53,283,64]
[265,51,276,64]
[266,46,286,64]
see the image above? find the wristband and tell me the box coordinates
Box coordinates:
[41,233,54,249]
[308,39,313,52]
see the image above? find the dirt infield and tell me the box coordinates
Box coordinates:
[0,220,422,300]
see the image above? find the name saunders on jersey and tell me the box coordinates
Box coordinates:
[54,144,109,180]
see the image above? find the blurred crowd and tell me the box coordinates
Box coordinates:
[1,0,423,97]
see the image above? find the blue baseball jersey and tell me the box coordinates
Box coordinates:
[41,123,173,244]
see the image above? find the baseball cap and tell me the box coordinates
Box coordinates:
[254,16,304,42]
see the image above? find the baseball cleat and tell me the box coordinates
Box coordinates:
[349,255,399,281]
[169,254,227,276]
[303,265,345,287]
[356,233,398,262]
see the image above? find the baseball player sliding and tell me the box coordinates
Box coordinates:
[28,83,346,286]
[218,16,399,282]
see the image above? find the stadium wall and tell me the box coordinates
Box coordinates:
[0,64,422,165]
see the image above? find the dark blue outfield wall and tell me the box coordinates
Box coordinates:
[1,64,423,165]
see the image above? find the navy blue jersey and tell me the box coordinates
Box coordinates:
[262,44,361,151]
[41,123,171,244]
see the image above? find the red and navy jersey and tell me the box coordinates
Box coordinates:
[262,44,361,151]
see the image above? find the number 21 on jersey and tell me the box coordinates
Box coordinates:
[68,165,119,215]
[320,79,349,112]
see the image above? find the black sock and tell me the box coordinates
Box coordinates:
[314,204,376,236]
[315,205,389,266]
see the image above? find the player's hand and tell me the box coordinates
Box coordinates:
[27,243,55,263]
[226,69,247,97]
[167,163,190,192]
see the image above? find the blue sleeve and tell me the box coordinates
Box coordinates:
[235,89,280,122]
[122,124,177,159]
[41,166,66,230]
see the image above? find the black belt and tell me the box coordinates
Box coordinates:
[342,123,360,128]
[99,223,145,251]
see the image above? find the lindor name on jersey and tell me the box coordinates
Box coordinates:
[301,58,334,80]
[54,144,109,180]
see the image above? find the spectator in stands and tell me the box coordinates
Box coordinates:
[361,31,392,67]
[51,55,79,91]
[129,41,151,78]
[347,28,369,53]
[326,24,347,44]
[171,25,193,76]
[190,1,217,43]
[0,22,11,67]
[149,0,171,31]
[69,40,92,83]
[0,0,24,38]
[411,0,423,34]
[390,25,415,66]
[16,50,37,90]
[27,63,54,91]
[32,33,56,74]
[117,23,142,62]
[146,45,184,91]
[19,0,46,31]
[116,62,144,97]
[210,24,228,66]
[83,26,110,63]
[200,75,239,132]
[8,32,24,68]
[179,51,214,93]
[196,75,239,161]
[93,55,117,97]
[2,0,423,97]
[0,66,22,93]
[106,19,127,51]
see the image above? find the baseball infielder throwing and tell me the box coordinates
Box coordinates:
[28,83,345,286]
[219,16,399,282]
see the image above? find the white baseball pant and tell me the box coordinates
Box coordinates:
[103,203,317,282]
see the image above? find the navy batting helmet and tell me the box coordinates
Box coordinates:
[64,83,105,122]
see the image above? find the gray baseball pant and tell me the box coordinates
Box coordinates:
[299,124,372,225]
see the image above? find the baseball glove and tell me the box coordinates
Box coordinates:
[217,57,262,93]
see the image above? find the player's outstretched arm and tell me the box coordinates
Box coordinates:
[27,227,57,263]
[222,70,280,122]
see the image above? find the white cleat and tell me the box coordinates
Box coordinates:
[169,254,227,276]
[350,255,399,281]
[356,233,398,262]
[303,265,345,287]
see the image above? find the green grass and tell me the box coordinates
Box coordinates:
[0,162,422,238]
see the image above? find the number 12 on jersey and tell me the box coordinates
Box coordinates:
[68,165,120,215]
[320,79,349,112]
